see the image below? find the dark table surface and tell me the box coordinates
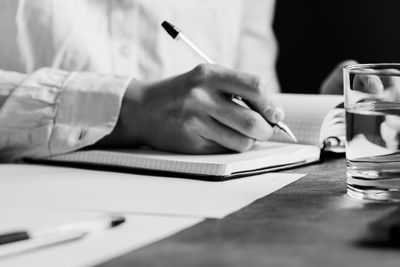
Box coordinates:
[98,156,400,267]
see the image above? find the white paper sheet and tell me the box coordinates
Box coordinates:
[0,207,201,267]
[0,164,304,218]
[0,164,304,219]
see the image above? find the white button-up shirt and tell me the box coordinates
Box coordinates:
[0,0,278,161]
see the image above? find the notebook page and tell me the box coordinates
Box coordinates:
[270,94,343,146]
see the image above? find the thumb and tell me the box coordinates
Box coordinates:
[258,96,285,124]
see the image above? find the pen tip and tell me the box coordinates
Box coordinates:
[276,122,298,143]
[110,216,126,228]
[289,132,298,143]
[161,20,180,39]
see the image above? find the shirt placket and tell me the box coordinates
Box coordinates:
[109,0,138,77]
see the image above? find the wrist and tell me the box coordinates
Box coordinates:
[96,78,148,148]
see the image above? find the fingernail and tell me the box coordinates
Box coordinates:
[365,76,384,94]
[272,107,285,122]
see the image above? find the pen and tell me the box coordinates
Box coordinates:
[0,215,125,258]
[161,21,297,142]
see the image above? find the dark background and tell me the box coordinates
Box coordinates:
[273,0,400,94]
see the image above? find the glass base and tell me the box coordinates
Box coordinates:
[347,184,400,203]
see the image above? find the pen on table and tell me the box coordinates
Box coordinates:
[161,20,297,142]
[0,215,125,258]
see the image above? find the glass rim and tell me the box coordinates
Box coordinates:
[344,63,400,75]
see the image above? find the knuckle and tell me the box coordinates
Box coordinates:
[242,114,259,131]
[235,137,255,152]
[189,140,207,153]
[182,95,195,111]
[184,87,209,109]
[180,138,209,154]
[251,76,266,96]
[191,64,214,84]
[182,116,200,134]
[187,87,203,101]
[194,141,218,154]
[259,100,279,120]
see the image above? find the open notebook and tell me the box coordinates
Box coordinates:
[30,94,343,179]
[271,93,345,152]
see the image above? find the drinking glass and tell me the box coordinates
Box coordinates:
[344,63,400,202]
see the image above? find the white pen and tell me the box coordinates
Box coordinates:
[0,215,125,258]
[161,20,297,142]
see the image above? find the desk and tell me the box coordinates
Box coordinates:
[98,157,400,267]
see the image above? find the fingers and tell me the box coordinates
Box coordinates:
[352,72,400,103]
[205,93,274,141]
[196,116,257,153]
[320,60,358,95]
[380,115,400,150]
[351,67,400,97]
[190,64,284,123]
[353,74,384,94]
[380,71,400,101]
[386,115,400,129]
[178,64,286,153]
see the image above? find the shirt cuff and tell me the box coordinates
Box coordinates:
[48,70,131,155]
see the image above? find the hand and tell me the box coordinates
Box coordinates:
[352,68,400,98]
[320,60,358,95]
[381,115,400,150]
[350,67,400,150]
[101,64,284,154]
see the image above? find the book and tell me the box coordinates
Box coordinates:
[31,94,344,179]
[271,93,345,152]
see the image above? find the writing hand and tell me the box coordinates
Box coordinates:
[102,64,284,154]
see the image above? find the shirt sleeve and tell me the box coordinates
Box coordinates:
[0,68,131,162]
